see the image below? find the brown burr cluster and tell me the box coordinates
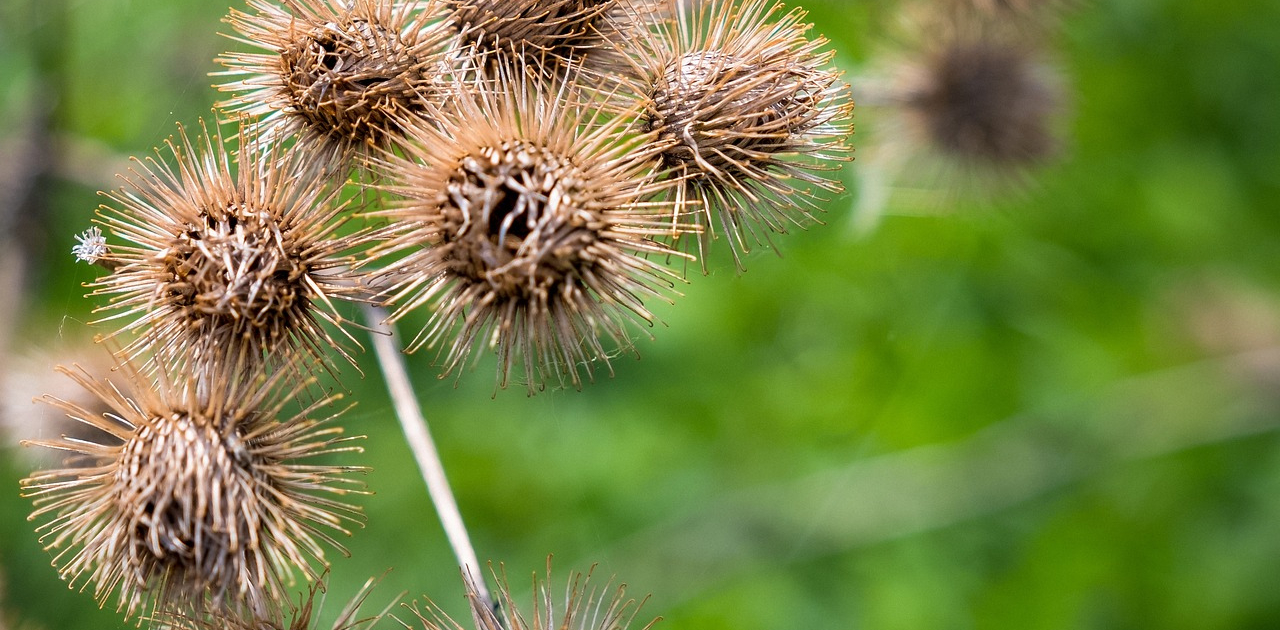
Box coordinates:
[20,0,855,626]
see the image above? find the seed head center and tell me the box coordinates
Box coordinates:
[115,413,261,572]
[919,43,1054,163]
[442,142,597,295]
[163,204,307,326]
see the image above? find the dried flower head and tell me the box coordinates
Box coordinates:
[620,0,852,267]
[857,17,1065,206]
[90,121,371,383]
[371,62,694,393]
[901,36,1060,168]
[217,0,455,169]
[445,0,651,72]
[20,358,366,621]
[865,24,1064,216]
[400,563,656,630]
[849,11,1068,229]
[155,572,390,630]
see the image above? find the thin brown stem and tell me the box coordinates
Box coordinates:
[361,304,495,613]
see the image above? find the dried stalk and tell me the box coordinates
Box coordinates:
[362,304,495,613]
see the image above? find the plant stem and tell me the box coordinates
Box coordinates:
[361,304,494,612]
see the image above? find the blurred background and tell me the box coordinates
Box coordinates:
[2,0,1280,628]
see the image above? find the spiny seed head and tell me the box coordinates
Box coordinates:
[649,50,828,170]
[903,37,1060,167]
[625,0,853,268]
[400,563,656,630]
[217,0,456,170]
[154,572,388,630]
[861,9,1067,201]
[446,0,637,71]
[89,121,372,384]
[20,358,367,621]
[370,62,696,393]
[850,9,1067,210]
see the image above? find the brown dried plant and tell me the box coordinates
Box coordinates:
[155,572,390,630]
[616,0,853,268]
[88,121,373,384]
[368,60,697,393]
[20,357,367,622]
[445,0,654,73]
[399,563,656,630]
[869,11,1066,196]
[899,36,1061,173]
[217,0,456,171]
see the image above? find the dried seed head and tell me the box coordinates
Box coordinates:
[400,562,656,630]
[849,11,1068,228]
[154,572,389,630]
[218,0,455,169]
[903,37,1060,167]
[626,0,853,268]
[90,121,371,383]
[446,0,624,69]
[371,63,695,393]
[20,359,367,621]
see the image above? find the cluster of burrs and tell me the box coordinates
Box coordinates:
[21,0,853,627]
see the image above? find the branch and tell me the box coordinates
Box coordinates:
[361,305,495,613]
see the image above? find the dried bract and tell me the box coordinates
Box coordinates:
[371,63,694,393]
[90,121,371,383]
[20,360,366,621]
[621,0,852,267]
[401,564,656,630]
[218,0,455,170]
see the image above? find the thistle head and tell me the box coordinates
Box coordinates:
[902,36,1061,168]
[153,572,389,630]
[859,13,1066,201]
[401,562,656,630]
[89,120,371,384]
[624,0,853,268]
[446,0,617,69]
[370,62,696,393]
[217,0,455,170]
[20,357,367,621]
